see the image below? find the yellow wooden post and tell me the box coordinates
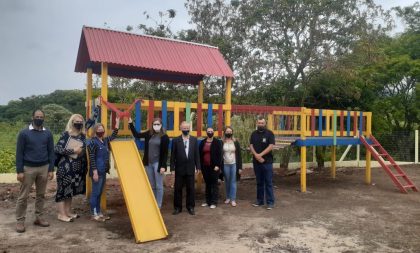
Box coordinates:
[331,146,336,179]
[267,114,274,131]
[198,80,204,103]
[100,62,108,212]
[225,77,232,126]
[300,107,307,192]
[365,112,372,184]
[86,68,93,200]
[174,102,180,136]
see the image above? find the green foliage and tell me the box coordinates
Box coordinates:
[0,149,15,173]
[0,90,84,123]
[42,104,73,134]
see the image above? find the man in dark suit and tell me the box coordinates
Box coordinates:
[170,121,201,215]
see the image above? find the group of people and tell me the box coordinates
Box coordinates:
[127,115,276,215]
[15,108,276,233]
[15,107,119,232]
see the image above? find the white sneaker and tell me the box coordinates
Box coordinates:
[201,203,208,207]
[209,205,216,209]
[224,199,230,204]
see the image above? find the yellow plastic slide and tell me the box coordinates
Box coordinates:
[110,140,168,243]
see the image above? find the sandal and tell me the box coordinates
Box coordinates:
[99,214,110,220]
[91,215,105,222]
[57,216,73,222]
[69,213,80,219]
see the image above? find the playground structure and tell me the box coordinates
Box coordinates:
[75,26,417,242]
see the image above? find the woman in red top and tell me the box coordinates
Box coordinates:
[198,127,223,209]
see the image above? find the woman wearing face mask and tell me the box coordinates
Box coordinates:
[88,119,119,222]
[222,126,242,207]
[128,117,169,209]
[54,114,87,222]
[198,127,223,209]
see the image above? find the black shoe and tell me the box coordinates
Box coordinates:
[172,209,181,215]
[187,209,195,215]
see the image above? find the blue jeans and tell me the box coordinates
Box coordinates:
[146,162,164,208]
[223,164,237,201]
[253,162,274,205]
[90,174,106,215]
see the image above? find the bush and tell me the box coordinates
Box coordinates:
[0,149,15,173]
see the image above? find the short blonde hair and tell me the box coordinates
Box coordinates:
[66,114,85,136]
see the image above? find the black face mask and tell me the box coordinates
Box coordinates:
[225,133,233,138]
[33,119,44,127]
[257,126,265,132]
[207,132,214,138]
[182,130,190,136]
[74,123,83,130]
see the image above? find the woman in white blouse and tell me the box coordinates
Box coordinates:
[222,126,242,207]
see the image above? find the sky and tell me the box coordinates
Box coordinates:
[0,0,416,105]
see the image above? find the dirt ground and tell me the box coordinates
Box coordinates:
[1,164,420,253]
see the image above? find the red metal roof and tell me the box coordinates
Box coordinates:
[75,26,234,84]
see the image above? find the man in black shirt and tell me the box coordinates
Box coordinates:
[249,116,275,210]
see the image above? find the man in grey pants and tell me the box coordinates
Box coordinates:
[15,109,55,233]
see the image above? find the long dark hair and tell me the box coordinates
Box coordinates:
[149,118,166,136]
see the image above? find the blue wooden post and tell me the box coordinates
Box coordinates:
[135,100,143,150]
[207,103,213,128]
[359,111,363,136]
[162,100,167,129]
[318,109,323,137]
[168,111,174,131]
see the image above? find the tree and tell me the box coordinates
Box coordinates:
[393,2,420,32]
[42,104,73,134]
[184,0,392,107]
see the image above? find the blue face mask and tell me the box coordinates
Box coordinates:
[182,130,189,136]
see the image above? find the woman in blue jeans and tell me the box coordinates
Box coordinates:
[222,127,242,207]
[88,118,119,222]
[128,117,169,209]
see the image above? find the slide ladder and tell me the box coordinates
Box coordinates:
[360,135,418,193]
[110,140,168,243]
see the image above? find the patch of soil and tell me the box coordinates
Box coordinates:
[1,164,420,252]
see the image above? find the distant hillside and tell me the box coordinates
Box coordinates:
[0,90,85,122]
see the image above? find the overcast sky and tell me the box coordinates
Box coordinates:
[0,0,416,105]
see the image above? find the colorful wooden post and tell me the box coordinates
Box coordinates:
[186,102,191,124]
[331,110,337,179]
[217,104,223,137]
[174,102,180,136]
[207,103,213,128]
[225,77,232,126]
[100,62,108,212]
[300,107,307,192]
[365,112,372,184]
[162,100,167,130]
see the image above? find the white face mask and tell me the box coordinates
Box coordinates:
[153,125,162,132]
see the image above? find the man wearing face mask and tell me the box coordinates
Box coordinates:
[170,121,201,215]
[250,115,275,210]
[15,109,55,233]
[198,127,223,209]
